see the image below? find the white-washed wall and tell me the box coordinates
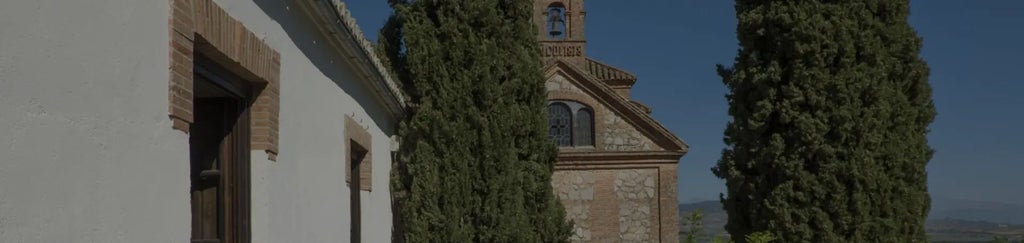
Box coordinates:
[0,0,398,242]
[0,1,187,242]
[211,1,397,242]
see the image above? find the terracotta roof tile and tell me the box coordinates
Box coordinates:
[584,58,636,86]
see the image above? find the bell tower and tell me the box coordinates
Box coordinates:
[534,0,586,65]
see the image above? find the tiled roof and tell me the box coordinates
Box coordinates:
[584,58,637,85]
[322,1,408,108]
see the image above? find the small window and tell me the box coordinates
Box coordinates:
[548,102,573,146]
[546,3,567,40]
[574,108,594,146]
[548,101,595,147]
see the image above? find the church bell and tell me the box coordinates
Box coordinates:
[547,8,565,36]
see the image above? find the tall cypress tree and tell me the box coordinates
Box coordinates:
[378,1,572,242]
[713,0,936,242]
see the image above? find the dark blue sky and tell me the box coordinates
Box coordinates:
[345,1,1024,204]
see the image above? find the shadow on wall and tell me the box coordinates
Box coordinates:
[253,0,397,134]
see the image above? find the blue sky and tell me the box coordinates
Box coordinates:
[345,1,1024,205]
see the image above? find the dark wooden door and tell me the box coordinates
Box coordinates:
[350,148,365,243]
[191,58,251,243]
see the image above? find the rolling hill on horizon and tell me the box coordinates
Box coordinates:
[680,196,1024,223]
[930,196,1024,225]
[679,197,1024,242]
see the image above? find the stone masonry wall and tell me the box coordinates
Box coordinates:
[615,169,658,242]
[601,115,656,151]
[552,170,595,242]
[546,74,586,94]
[552,168,661,243]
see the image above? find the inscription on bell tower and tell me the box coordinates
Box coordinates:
[535,0,587,62]
[542,43,584,57]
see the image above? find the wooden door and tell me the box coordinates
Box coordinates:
[350,146,367,243]
[190,57,251,243]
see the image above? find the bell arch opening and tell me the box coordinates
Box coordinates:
[546,3,567,40]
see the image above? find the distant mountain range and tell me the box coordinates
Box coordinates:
[931,196,1024,225]
[679,197,1024,242]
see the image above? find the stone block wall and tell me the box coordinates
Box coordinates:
[553,170,595,241]
[615,169,658,242]
[552,167,674,243]
[601,115,656,151]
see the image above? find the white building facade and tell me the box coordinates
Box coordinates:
[0,0,405,242]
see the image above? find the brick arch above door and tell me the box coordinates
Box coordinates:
[169,0,281,160]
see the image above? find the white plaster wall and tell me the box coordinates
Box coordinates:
[215,1,397,243]
[0,0,396,242]
[0,1,189,242]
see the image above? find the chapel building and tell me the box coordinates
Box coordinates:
[535,1,690,242]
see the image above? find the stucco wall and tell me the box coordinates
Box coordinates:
[201,1,398,242]
[0,0,397,242]
[208,1,398,242]
[0,1,188,242]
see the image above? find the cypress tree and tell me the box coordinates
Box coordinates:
[713,0,936,242]
[378,0,572,242]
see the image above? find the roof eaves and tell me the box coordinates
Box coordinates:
[302,0,409,118]
[584,57,637,85]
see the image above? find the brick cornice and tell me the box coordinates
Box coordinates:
[557,150,683,165]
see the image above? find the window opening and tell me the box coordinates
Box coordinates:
[575,108,594,146]
[548,102,573,146]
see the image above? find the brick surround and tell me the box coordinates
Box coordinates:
[345,116,373,191]
[169,0,281,160]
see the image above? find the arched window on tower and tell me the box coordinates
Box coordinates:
[546,3,567,40]
[548,102,572,146]
[575,108,594,146]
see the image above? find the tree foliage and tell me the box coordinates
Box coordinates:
[683,209,706,243]
[744,232,775,243]
[379,0,572,242]
[713,0,936,242]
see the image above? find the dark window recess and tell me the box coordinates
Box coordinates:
[190,56,252,243]
[549,101,596,147]
[575,108,594,146]
[350,143,368,243]
[548,102,573,146]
